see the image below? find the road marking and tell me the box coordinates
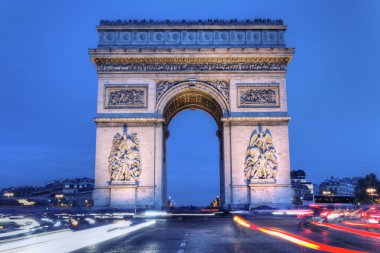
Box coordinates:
[177,233,189,253]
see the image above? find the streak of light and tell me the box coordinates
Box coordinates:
[233,216,250,228]
[136,212,215,218]
[259,227,320,250]
[233,216,367,253]
[0,218,40,238]
[171,213,215,216]
[0,220,155,253]
[343,221,380,229]
[311,221,380,238]
[272,209,314,216]
[84,218,96,224]
[144,211,168,217]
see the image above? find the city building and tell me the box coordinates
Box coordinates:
[0,177,94,207]
[290,170,319,205]
[319,177,359,196]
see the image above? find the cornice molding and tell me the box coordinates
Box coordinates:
[92,56,291,64]
[91,56,292,73]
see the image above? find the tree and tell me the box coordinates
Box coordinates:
[355,173,380,204]
[290,170,306,179]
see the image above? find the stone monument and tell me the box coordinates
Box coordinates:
[89,19,295,209]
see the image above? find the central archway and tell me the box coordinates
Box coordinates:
[158,82,228,207]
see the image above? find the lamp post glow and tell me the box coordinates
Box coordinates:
[3,192,14,199]
[55,194,64,207]
[322,191,331,196]
[367,188,376,203]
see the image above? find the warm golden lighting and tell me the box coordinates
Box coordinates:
[3,192,14,198]
[234,216,367,253]
[233,216,250,228]
[367,188,376,194]
[17,199,36,206]
[259,228,320,250]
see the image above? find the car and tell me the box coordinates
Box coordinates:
[361,206,380,224]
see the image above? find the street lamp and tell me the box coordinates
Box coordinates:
[55,194,64,207]
[367,188,376,203]
[322,191,331,196]
[3,192,14,199]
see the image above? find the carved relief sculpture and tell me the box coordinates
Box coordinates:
[156,80,229,103]
[238,85,280,107]
[105,86,147,108]
[244,127,278,182]
[108,129,142,183]
[97,61,287,73]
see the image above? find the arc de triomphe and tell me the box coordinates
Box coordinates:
[89,19,294,209]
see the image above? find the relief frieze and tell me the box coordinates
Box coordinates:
[97,62,287,73]
[156,80,229,103]
[238,85,280,107]
[105,85,147,108]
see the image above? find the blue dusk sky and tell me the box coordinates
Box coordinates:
[0,0,379,205]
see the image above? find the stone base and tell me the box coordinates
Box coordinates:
[92,185,157,209]
[110,184,137,207]
[110,180,138,186]
[249,183,291,209]
[250,178,276,184]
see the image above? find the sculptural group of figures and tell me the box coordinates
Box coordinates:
[98,62,287,73]
[156,80,229,103]
[108,131,142,182]
[244,127,278,181]
[108,89,145,106]
[240,88,277,105]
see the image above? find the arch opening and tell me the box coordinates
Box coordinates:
[162,89,225,207]
[162,90,224,128]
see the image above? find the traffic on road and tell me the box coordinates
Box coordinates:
[0,204,379,252]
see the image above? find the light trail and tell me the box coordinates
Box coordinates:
[272,209,314,216]
[311,221,380,238]
[343,221,380,229]
[0,220,155,253]
[0,217,41,238]
[135,212,216,218]
[233,216,367,253]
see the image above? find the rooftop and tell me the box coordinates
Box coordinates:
[95,18,288,49]
[99,19,284,26]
